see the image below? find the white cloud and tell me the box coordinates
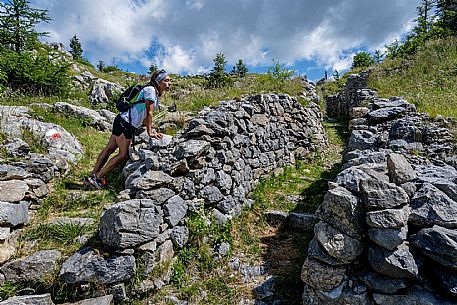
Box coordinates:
[32,0,421,75]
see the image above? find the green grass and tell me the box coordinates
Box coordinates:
[368,37,457,118]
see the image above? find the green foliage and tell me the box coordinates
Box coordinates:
[352,51,375,69]
[75,57,94,68]
[0,0,51,53]
[69,35,83,60]
[0,282,23,300]
[20,127,46,154]
[266,59,296,81]
[207,52,232,88]
[0,46,70,95]
[102,65,122,73]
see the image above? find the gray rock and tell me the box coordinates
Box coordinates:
[288,212,319,232]
[109,284,127,303]
[59,248,135,284]
[99,199,163,249]
[200,185,224,205]
[1,249,61,283]
[265,210,288,227]
[0,180,29,202]
[342,151,386,170]
[4,138,29,157]
[314,221,364,263]
[173,139,210,160]
[372,97,416,111]
[360,179,409,210]
[348,130,378,151]
[135,187,175,204]
[171,226,189,248]
[0,294,54,305]
[368,107,406,123]
[0,164,30,181]
[301,284,371,305]
[359,271,407,294]
[335,166,389,193]
[254,276,279,300]
[415,164,457,185]
[410,225,457,269]
[0,201,29,227]
[128,170,173,191]
[164,195,188,226]
[373,287,456,305]
[368,226,408,250]
[410,183,457,228]
[315,186,363,239]
[307,237,346,266]
[67,295,113,305]
[368,243,418,279]
[301,257,346,291]
[212,208,229,224]
[53,102,115,131]
[365,205,411,229]
[48,217,94,226]
[387,153,417,184]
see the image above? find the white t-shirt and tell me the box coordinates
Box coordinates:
[120,86,159,128]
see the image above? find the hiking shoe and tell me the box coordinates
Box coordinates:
[84,175,107,190]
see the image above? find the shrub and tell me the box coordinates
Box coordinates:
[352,51,375,69]
[0,48,70,95]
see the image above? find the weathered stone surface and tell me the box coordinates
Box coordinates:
[265,210,288,227]
[368,107,406,123]
[314,221,364,263]
[0,180,29,202]
[0,294,54,305]
[335,166,389,193]
[410,225,457,269]
[99,199,163,248]
[53,102,115,131]
[373,287,456,305]
[348,130,378,151]
[163,195,188,226]
[128,170,174,191]
[301,257,346,291]
[359,271,407,294]
[410,183,457,228]
[360,179,409,210]
[368,243,418,279]
[342,151,386,170]
[288,212,319,232]
[365,205,411,229]
[1,250,61,283]
[0,164,30,181]
[368,226,408,250]
[302,284,371,305]
[171,226,189,248]
[307,237,346,266]
[0,201,29,227]
[65,295,113,305]
[387,153,417,184]
[59,248,135,284]
[315,186,363,239]
[3,138,29,158]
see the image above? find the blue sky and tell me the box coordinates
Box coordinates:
[29,0,420,81]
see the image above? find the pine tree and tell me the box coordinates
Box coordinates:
[69,35,83,60]
[234,59,248,77]
[435,0,457,32]
[97,60,105,72]
[148,64,158,74]
[415,0,434,34]
[0,0,51,52]
[332,70,339,80]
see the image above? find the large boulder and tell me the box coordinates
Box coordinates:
[99,199,163,249]
[53,102,115,131]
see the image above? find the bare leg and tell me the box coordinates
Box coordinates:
[90,134,118,176]
[95,134,131,178]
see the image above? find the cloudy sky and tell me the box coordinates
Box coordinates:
[31,0,420,80]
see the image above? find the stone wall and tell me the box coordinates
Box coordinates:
[325,71,377,119]
[302,77,457,305]
[56,93,327,300]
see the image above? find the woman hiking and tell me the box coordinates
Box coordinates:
[84,69,171,190]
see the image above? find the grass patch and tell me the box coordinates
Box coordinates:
[369,37,457,118]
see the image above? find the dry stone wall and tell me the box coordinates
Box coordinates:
[61,93,327,298]
[302,74,457,305]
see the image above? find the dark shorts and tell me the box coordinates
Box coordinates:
[112,115,134,139]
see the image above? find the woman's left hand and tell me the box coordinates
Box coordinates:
[151,131,164,139]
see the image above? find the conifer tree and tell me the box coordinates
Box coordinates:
[0,0,51,52]
[435,0,457,32]
[233,59,248,77]
[69,35,83,60]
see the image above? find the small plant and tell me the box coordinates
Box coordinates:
[20,127,47,154]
